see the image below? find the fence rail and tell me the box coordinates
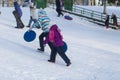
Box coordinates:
[50,3,120,28]
[72,5,120,27]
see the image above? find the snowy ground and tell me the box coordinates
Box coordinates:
[79,6,120,17]
[0,6,120,80]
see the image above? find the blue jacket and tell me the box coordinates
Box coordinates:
[14,2,22,17]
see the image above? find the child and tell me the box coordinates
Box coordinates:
[45,24,71,66]
[29,9,52,52]
[26,2,37,27]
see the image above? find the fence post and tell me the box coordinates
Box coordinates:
[74,5,77,12]
[83,9,85,14]
[101,13,103,21]
[91,11,93,18]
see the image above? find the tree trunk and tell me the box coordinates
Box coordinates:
[103,0,106,14]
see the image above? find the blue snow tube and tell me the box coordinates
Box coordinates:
[64,15,73,20]
[24,30,36,42]
[62,41,68,52]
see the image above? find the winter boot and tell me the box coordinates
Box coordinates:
[66,62,71,67]
[48,60,55,63]
[37,48,44,52]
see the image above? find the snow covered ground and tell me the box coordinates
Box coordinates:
[0,6,120,80]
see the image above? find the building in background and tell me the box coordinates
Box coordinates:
[84,0,100,6]
[7,0,13,6]
[73,0,97,5]
[0,0,24,7]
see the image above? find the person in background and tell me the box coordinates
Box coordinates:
[55,0,64,17]
[26,2,37,27]
[105,14,109,29]
[13,0,22,28]
[111,13,119,29]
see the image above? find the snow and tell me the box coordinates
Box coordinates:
[0,6,120,80]
[78,6,120,17]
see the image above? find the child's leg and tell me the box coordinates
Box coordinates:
[27,16,32,27]
[47,42,57,62]
[49,45,57,62]
[39,32,49,51]
[56,46,70,64]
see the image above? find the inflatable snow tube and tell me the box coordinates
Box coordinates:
[64,15,73,20]
[62,41,68,52]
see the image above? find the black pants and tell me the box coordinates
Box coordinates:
[39,32,49,50]
[49,44,70,64]
[56,8,63,17]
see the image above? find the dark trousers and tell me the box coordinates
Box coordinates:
[56,8,63,17]
[39,32,49,50]
[49,44,70,64]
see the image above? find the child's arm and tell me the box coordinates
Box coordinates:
[49,30,54,43]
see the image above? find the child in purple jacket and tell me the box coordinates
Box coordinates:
[44,24,71,66]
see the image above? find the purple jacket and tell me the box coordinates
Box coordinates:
[44,25,63,47]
